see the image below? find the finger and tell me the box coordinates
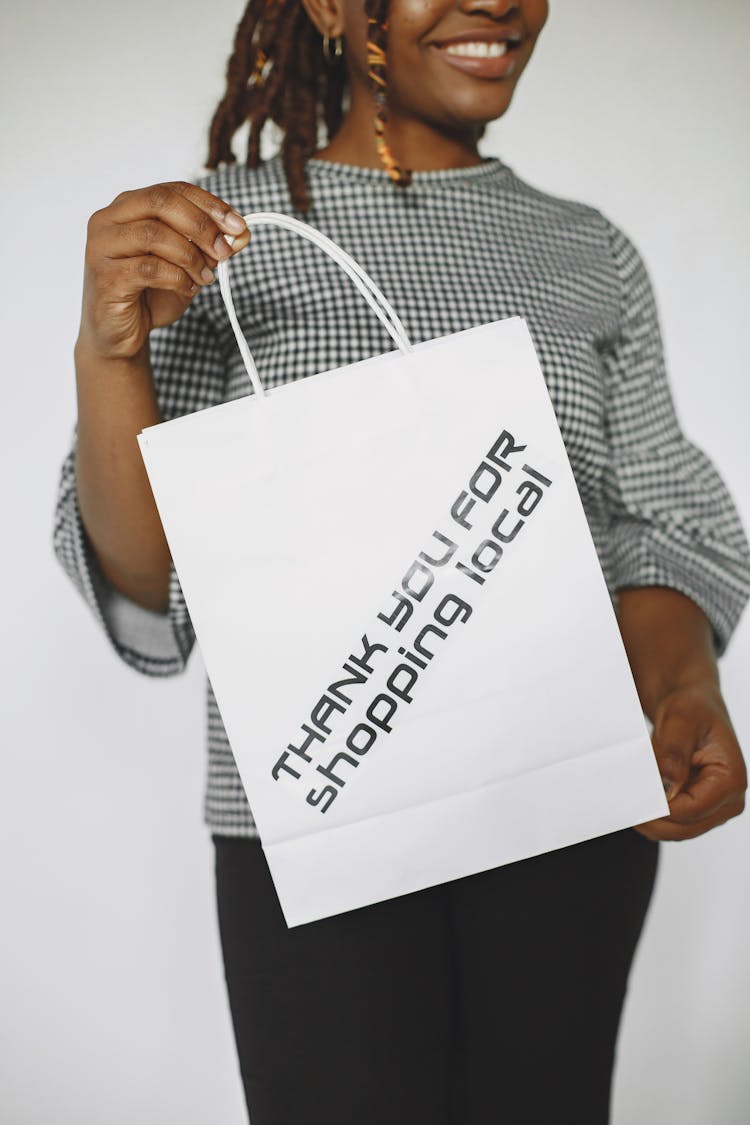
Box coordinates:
[105,220,216,288]
[652,708,696,798]
[106,182,248,268]
[632,795,743,842]
[665,766,736,826]
[107,220,251,289]
[691,729,748,789]
[98,254,200,301]
[196,221,251,268]
[171,180,249,236]
[189,222,252,271]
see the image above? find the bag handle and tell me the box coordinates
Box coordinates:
[216,211,414,400]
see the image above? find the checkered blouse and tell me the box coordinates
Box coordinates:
[53,153,750,837]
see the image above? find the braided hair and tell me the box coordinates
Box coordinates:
[206,0,412,212]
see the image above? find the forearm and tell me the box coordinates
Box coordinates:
[615,586,720,722]
[74,334,171,613]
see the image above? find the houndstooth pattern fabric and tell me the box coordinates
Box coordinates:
[53,153,750,837]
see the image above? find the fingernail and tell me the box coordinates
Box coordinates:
[222,210,247,234]
[230,229,251,252]
[662,777,676,800]
[213,233,232,260]
[201,267,215,285]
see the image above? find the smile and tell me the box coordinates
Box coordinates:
[430,37,521,79]
[443,42,509,58]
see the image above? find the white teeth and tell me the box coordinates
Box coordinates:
[443,41,508,59]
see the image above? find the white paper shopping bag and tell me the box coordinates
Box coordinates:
[138,213,668,927]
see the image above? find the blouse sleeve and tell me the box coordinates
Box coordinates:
[52,287,230,677]
[599,218,750,658]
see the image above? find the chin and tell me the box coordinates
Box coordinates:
[434,87,516,130]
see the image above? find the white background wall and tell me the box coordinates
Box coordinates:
[2,1,748,1121]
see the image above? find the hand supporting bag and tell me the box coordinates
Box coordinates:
[138,213,668,927]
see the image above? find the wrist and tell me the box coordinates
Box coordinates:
[656,672,721,705]
[74,333,154,406]
[75,323,150,368]
[616,586,720,721]
[643,661,721,721]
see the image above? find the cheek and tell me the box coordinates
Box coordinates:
[523,0,549,40]
[386,40,527,124]
[341,2,440,87]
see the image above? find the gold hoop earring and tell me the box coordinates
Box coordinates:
[322,34,344,63]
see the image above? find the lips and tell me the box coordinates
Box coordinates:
[428,27,524,78]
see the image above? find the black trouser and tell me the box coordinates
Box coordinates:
[213,827,659,1125]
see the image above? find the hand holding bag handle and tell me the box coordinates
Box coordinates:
[216,212,414,401]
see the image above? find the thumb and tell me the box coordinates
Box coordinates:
[652,708,695,802]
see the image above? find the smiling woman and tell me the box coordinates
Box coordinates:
[50,0,750,1122]
[206,0,549,205]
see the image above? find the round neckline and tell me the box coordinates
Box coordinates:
[305,153,509,184]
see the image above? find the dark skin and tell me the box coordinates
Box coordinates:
[75,0,745,844]
[301,0,747,844]
[615,587,746,842]
[306,0,550,170]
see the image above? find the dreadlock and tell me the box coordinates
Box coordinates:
[206,0,412,212]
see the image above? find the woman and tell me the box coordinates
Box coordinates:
[53,1,750,1121]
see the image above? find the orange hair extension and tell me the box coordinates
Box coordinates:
[207,0,413,210]
[365,5,412,187]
